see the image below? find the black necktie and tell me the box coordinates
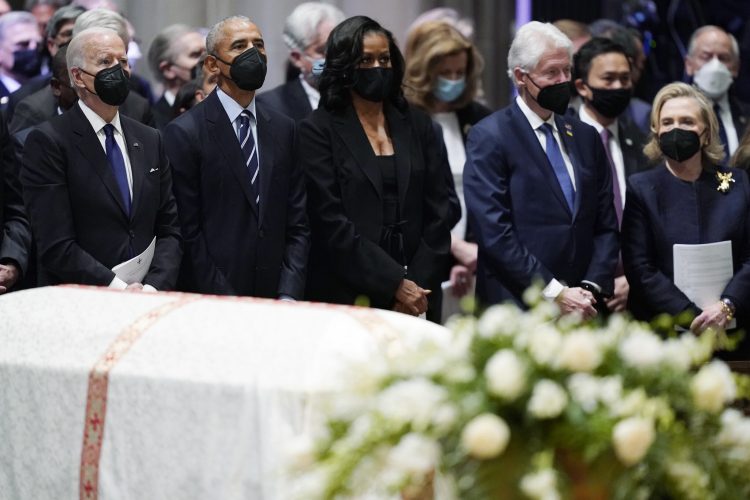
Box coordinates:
[714,103,730,163]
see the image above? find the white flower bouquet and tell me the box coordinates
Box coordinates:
[290,289,750,499]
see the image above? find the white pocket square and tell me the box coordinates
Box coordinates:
[149,167,159,173]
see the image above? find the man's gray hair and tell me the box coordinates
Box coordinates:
[147,24,202,83]
[45,4,86,40]
[205,15,251,56]
[687,25,740,61]
[506,21,572,85]
[282,2,344,52]
[66,27,121,95]
[0,11,37,44]
[73,8,129,49]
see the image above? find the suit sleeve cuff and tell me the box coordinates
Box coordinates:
[109,276,128,290]
[143,284,158,293]
[542,279,564,301]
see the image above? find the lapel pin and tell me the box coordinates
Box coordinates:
[625,138,633,146]
[133,142,140,148]
[564,123,573,136]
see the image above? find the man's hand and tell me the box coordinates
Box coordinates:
[690,301,730,333]
[605,275,629,313]
[449,264,473,297]
[451,239,478,273]
[125,283,144,292]
[394,279,430,315]
[0,263,20,294]
[555,286,597,320]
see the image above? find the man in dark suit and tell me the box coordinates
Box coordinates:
[148,24,205,130]
[21,27,181,290]
[685,25,750,161]
[0,110,30,293]
[164,16,309,299]
[572,37,649,313]
[257,2,344,121]
[464,21,619,316]
[0,12,43,104]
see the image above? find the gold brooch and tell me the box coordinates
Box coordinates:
[716,171,735,193]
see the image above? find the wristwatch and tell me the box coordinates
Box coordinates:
[720,297,736,322]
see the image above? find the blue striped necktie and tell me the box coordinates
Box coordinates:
[103,124,131,215]
[238,110,260,206]
[539,122,575,211]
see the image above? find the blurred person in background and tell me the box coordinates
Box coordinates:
[731,126,750,169]
[403,20,491,318]
[0,11,43,103]
[553,19,591,54]
[622,82,750,359]
[300,16,451,318]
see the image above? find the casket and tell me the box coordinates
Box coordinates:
[0,286,447,499]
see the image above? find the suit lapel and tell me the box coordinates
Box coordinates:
[71,105,130,218]
[509,103,571,215]
[555,114,582,218]
[205,91,259,217]
[332,105,382,198]
[385,104,411,207]
[256,105,274,224]
[121,117,143,220]
[289,79,313,115]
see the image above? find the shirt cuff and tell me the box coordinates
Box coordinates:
[542,279,565,301]
[143,284,158,293]
[109,276,128,290]
[279,294,296,302]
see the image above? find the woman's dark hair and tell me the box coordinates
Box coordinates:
[319,15,407,111]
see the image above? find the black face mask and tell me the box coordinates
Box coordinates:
[586,86,632,118]
[526,74,571,115]
[80,64,130,106]
[353,67,393,102]
[214,47,267,91]
[659,128,702,162]
[12,48,41,79]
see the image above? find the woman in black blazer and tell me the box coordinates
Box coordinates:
[299,16,451,317]
[622,83,750,355]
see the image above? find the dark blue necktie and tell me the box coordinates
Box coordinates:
[539,122,575,211]
[238,110,260,206]
[103,124,131,215]
[714,103,730,163]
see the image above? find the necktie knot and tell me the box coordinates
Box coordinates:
[600,127,611,142]
[103,123,115,139]
[540,122,554,137]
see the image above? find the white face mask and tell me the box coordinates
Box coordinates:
[693,56,733,99]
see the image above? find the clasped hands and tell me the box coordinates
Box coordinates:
[555,286,598,320]
[690,300,731,334]
[393,278,430,316]
[0,263,20,294]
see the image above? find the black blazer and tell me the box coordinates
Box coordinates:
[164,89,309,299]
[257,79,313,122]
[20,103,182,288]
[0,114,30,284]
[618,112,650,177]
[152,95,172,131]
[299,102,451,309]
[9,86,155,134]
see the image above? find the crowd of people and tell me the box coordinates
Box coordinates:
[1,2,749,358]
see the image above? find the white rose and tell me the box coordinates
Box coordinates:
[716,409,750,460]
[612,417,656,466]
[519,468,560,500]
[618,328,664,369]
[610,388,647,418]
[376,377,447,430]
[478,305,521,338]
[526,325,563,366]
[461,413,510,459]
[691,360,737,413]
[432,404,459,435]
[662,338,692,372]
[388,433,440,476]
[567,373,600,413]
[557,330,603,372]
[528,379,568,419]
[485,349,527,401]
[598,376,623,408]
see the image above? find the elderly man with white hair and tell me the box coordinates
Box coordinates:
[463,21,618,317]
[20,27,181,290]
[257,1,344,121]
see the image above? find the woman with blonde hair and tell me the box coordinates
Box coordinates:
[404,20,491,312]
[622,82,750,357]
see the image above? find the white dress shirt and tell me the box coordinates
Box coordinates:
[217,87,260,164]
[578,105,626,203]
[299,74,320,111]
[433,111,468,239]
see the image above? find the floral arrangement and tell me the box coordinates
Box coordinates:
[288,288,750,499]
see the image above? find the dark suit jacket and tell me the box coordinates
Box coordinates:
[621,96,651,136]
[299,103,451,309]
[5,73,49,122]
[728,93,750,141]
[0,114,30,284]
[9,86,154,134]
[257,79,313,122]
[152,95,172,131]
[622,165,750,325]
[618,111,650,177]
[164,89,309,299]
[464,102,619,307]
[20,103,182,288]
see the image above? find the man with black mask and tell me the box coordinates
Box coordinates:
[20,27,182,290]
[464,21,619,316]
[572,37,649,314]
[0,11,43,103]
[164,16,309,299]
